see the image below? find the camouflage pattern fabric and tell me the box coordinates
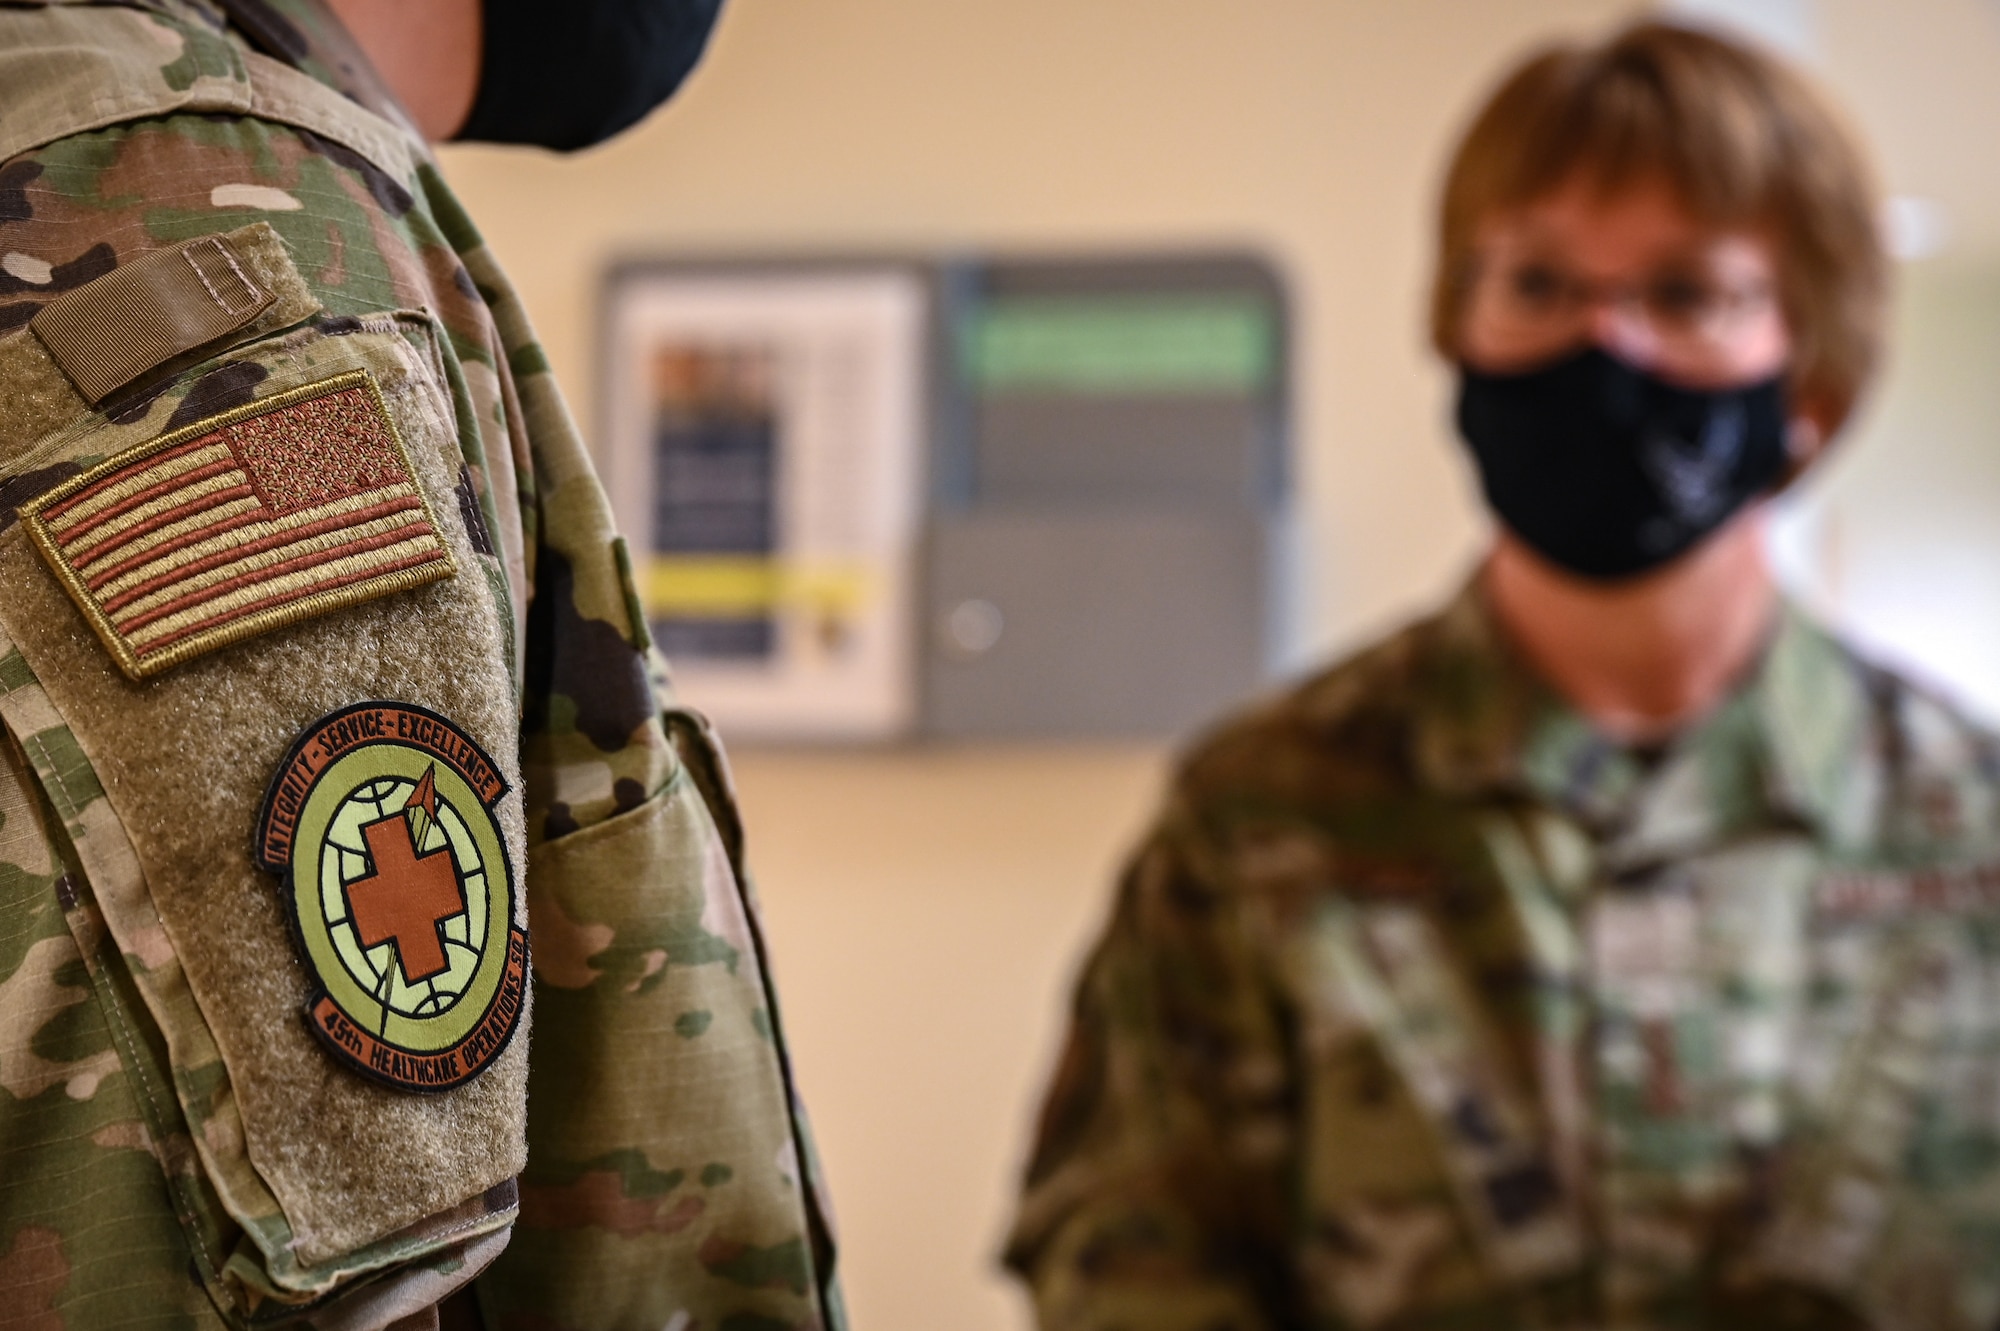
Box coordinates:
[0,0,843,1326]
[1008,580,2000,1331]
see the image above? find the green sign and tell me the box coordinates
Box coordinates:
[964,295,1274,394]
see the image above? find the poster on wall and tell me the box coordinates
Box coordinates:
[600,263,928,741]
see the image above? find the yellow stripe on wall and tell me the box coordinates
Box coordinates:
[644,556,879,618]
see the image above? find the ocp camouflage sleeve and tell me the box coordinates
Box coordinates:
[0,1,841,1327]
[445,152,846,1331]
[1005,807,1300,1331]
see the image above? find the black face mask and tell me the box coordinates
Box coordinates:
[1455,346,1790,582]
[457,0,725,151]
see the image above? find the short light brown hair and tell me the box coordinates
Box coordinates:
[1431,20,1887,434]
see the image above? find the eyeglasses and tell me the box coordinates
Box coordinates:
[1464,255,1777,360]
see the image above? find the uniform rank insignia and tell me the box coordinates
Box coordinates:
[21,370,456,680]
[256,702,526,1093]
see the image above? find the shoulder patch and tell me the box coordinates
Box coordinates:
[256,701,526,1093]
[21,370,457,679]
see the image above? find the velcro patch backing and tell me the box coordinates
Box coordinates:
[22,370,457,679]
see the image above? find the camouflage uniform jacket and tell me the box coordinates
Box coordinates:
[0,2,842,1327]
[1008,579,2000,1331]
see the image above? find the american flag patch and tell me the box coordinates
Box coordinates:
[22,369,456,679]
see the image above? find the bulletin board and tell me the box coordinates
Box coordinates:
[599,260,930,741]
[602,251,1290,743]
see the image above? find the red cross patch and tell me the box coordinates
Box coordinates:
[255,701,525,1093]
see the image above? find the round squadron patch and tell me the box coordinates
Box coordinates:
[255,701,526,1093]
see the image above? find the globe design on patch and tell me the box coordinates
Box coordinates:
[317,774,492,1022]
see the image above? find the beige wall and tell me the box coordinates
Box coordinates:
[1767,0,2000,722]
[437,2,2000,1325]
[728,746,1167,1331]
[1799,262,2000,719]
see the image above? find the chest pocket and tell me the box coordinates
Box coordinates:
[0,226,528,1310]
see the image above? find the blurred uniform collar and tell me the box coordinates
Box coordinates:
[1406,574,1871,858]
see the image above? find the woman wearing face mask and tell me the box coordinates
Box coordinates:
[1007,22,2000,1331]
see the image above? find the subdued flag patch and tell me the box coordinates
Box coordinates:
[22,369,456,679]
